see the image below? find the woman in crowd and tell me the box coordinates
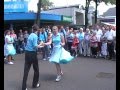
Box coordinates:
[46,31,53,58]
[83,28,91,57]
[44,26,74,82]
[4,30,16,64]
[24,30,29,47]
[66,28,74,55]
[39,28,49,60]
[100,29,107,59]
[18,29,24,53]
[10,30,18,53]
[90,31,98,58]
[78,28,84,55]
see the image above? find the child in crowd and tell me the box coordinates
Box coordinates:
[71,30,79,57]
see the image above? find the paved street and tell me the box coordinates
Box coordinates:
[4,54,116,90]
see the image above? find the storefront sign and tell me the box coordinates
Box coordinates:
[4,1,28,12]
[62,16,72,22]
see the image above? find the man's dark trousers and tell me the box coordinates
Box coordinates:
[107,42,114,59]
[22,51,39,90]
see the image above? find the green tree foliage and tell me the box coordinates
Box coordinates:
[41,0,53,10]
[93,0,116,5]
[101,0,116,5]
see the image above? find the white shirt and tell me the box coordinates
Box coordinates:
[95,29,103,42]
[105,30,115,40]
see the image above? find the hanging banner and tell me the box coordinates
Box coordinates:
[4,1,28,13]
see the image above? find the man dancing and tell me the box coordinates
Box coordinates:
[22,24,40,90]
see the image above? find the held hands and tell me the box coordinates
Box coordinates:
[60,43,65,47]
[37,41,45,48]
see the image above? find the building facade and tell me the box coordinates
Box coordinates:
[42,4,85,25]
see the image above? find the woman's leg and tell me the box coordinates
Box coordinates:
[7,55,14,64]
[55,63,63,82]
[55,63,62,75]
[8,55,12,62]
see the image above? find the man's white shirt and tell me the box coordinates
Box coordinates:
[105,29,116,40]
[95,29,103,42]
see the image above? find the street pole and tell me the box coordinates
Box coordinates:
[85,0,88,31]
[95,0,98,24]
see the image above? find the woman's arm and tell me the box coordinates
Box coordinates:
[60,35,65,46]
[44,37,52,45]
[6,38,13,44]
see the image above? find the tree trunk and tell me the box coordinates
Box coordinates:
[36,0,41,27]
[95,0,98,24]
[85,0,90,31]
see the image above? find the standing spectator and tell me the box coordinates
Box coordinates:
[83,28,91,57]
[105,26,116,60]
[45,26,51,35]
[46,31,53,57]
[71,30,79,57]
[4,30,16,64]
[39,28,49,60]
[65,26,70,50]
[24,30,29,46]
[100,29,107,59]
[90,31,98,58]
[114,27,116,56]
[66,28,74,55]
[60,26,66,38]
[65,26,70,35]
[95,25,103,57]
[10,30,18,53]
[59,26,67,50]
[78,28,84,55]
[18,29,24,53]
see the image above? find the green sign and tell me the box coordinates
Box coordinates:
[62,16,72,22]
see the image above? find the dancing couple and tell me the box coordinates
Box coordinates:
[22,25,74,90]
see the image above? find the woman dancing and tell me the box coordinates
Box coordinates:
[44,26,74,82]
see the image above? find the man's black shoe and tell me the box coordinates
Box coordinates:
[32,83,40,88]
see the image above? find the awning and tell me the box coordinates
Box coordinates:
[101,22,116,27]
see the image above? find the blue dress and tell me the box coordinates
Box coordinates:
[4,35,16,56]
[49,33,74,64]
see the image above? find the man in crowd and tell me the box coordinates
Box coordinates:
[105,25,116,60]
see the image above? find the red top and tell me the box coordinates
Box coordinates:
[72,36,79,48]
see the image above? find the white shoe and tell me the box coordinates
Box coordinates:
[87,55,90,57]
[25,88,28,90]
[8,62,14,65]
[43,58,46,61]
[55,75,62,82]
[75,54,78,57]
[48,57,50,59]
